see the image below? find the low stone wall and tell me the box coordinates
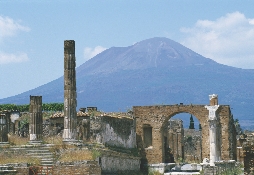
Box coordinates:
[100,150,140,174]
[202,160,237,175]
[1,159,100,175]
[148,163,175,174]
[54,161,101,175]
[0,163,29,175]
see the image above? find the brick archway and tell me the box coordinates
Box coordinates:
[133,103,236,165]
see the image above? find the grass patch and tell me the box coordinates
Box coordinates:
[0,149,40,165]
[43,135,62,145]
[57,149,94,162]
[8,134,29,145]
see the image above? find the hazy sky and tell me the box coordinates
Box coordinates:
[1,1,254,99]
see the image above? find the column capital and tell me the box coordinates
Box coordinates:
[205,105,219,120]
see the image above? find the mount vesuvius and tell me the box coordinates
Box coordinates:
[1,37,254,122]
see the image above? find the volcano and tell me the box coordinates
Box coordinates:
[1,37,254,124]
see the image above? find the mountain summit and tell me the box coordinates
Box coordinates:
[1,37,254,123]
[77,37,215,75]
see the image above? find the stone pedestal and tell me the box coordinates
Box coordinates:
[29,96,42,144]
[62,40,77,142]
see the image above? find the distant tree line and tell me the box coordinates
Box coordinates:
[0,103,64,112]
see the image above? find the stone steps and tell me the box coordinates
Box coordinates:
[25,146,55,167]
[0,165,17,174]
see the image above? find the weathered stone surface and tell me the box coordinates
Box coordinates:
[165,119,184,163]
[63,40,77,141]
[133,101,236,165]
[0,112,8,143]
[90,115,136,148]
[184,129,202,163]
[29,96,42,142]
[53,161,101,175]
[100,149,140,174]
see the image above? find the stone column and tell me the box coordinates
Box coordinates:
[29,96,43,143]
[63,40,77,142]
[205,94,220,166]
[0,113,9,145]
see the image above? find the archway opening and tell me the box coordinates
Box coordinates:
[163,113,202,164]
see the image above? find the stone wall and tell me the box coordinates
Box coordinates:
[242,132,254,174]
[133,104,236,165]
[54,161,101,175]
[0,163,30,175]
[48,111,136,148]
[100,149,140,174]
[90,115,136,148]
[165,119,184,163]
[184,129,202,163]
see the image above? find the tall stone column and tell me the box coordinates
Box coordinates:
[205,94,219,166]
[62,40,77,142]
[29,96,43,143]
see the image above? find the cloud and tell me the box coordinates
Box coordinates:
[84,46,107,61]
[0,15,30,40]
[181,12,254,69]
[0,52,29,64]
[0,16,30,64]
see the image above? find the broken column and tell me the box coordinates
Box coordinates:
[62,40,77,142]
[205,94,220,166]
[29,96,43,143]
[0,112,9,145]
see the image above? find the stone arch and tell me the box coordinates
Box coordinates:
[133,103,236,165]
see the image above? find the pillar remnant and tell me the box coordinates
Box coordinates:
[205,94,220,166]
[0,112,9,145]
[62,40,77,142]
[29,96,43,143]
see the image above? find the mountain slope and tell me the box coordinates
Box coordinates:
[77,37,216,75]
[1,37,254,123]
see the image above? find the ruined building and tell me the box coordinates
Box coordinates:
[134,94,237,167]
[164,119,184,163]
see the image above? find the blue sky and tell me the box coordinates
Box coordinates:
[1,1,254,99]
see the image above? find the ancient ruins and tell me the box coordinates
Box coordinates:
[29,95,43,143]
[63,40,77,142]
[0,40,253,174]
